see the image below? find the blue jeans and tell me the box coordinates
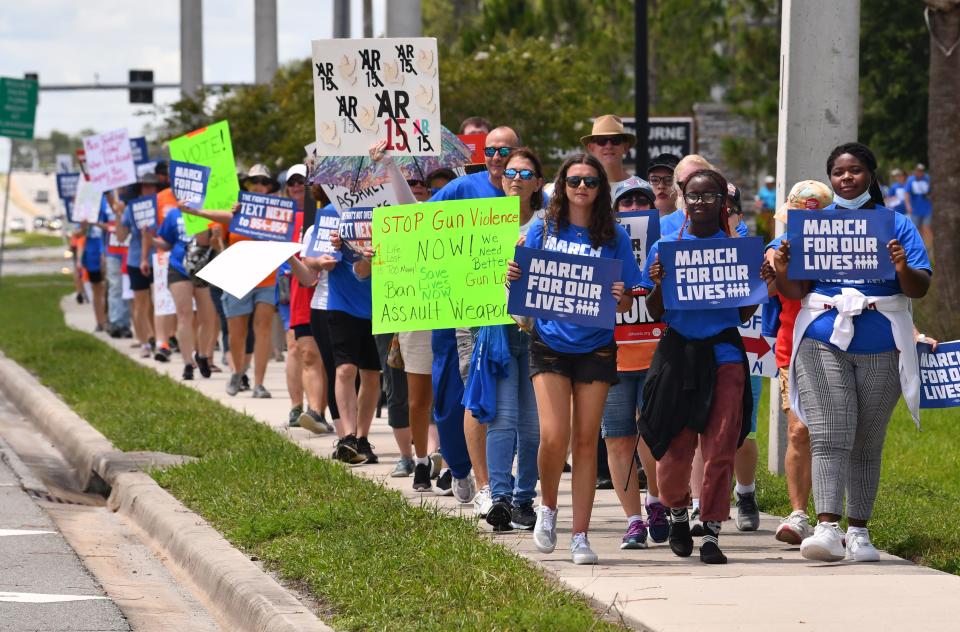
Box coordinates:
[106,256,131,327]
[432,329,472,480]
[748,374,762,439]
[601,370,647,438]
[486,326,540,505]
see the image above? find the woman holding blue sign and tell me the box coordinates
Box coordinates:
[772,142,931,564]
[506,153,641,565]
[638,169,758,565]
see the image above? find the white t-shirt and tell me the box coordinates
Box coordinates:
[301,225,330,310]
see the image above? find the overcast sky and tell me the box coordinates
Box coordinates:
[0,0,387,169]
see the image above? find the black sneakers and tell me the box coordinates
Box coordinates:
[154,346,172,363]
[433,468,453,496]
[239,373,251,392]
[412,462,431,492]
[510,502,536,530]
[668,508,694,557]
[356,436,378,464]
[334,435,367,465]
[486,498,513,531]
[735,491,760,531]
[182,364,194,381]
[194,354,212,378]
[700,520,727,564]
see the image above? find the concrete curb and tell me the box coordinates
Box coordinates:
[0,351,332,632]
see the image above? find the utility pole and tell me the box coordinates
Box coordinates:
[769,0,861,473]
[634,1,649,176]
[363,0,374,38]
[180,0,204,98]
[254,0,278,84]
[387,0,422,37]
[334,0,351,38]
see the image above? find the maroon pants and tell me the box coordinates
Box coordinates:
[656,363,745,522]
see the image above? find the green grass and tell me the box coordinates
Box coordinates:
[3,232,66,250]
[753,379,960,574]
[0,275,623,632]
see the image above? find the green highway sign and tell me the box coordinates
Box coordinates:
[0,77,39,140]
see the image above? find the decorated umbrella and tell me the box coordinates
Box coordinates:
[307,125,473,191]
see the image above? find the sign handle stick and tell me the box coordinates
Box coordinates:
[0,139,15,287]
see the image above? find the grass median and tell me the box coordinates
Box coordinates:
[3,232,66,250]
[0,275,623,632]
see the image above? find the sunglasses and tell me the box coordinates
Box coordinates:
[503,168,535,181]
[250,176,271,185]
[684,192,722,205]
[484,146,513,158]
[648,175,674,186]
[591,137,624,147]
[286,176,306,186]
[565,175,600,189]
[616,194,650,208]
[406,179,426,187]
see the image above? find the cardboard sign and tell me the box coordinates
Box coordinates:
[82,128,137,191]
[196,240,302,300]
[129,194,158,230]
[919,341,960,409]
[168,120,239,236]
[660,236,767,310]
[151,252,176,316]
[371,197,518,333]
[787,208,896,280]
[738,306,778,377]
[457,133,487,164]
[169,160,211,210]
[56,173,80,201]
[129,136,149,164]
[228,192,296,241]
[321,183,400,212]
[71,177,104,223]
[508,246,622,330]
[56,154,74,173]
[304,207,342,260]
[311,37,441,156]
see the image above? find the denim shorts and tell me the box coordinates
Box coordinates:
[528,330,618,385]
[222,284,277,318]
[910,213,932,228]
[601,370,647,438]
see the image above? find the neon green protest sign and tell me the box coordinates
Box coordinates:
[168,120,239,235]
[371,196,520,334]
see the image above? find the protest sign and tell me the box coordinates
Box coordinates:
[82,128,137,191]
[197,240,301,300]
[457,133,487,164]
[129,136,149,164]
[619,210,660,268]
[64,199,74,222]
[56,154,74,173]
[107,223,130,256]
[304,207,342,260]
[71,176,103,223]
[738,306,778,377]
[229,191,296,242]
[169,160,210,210]
[919,341,960,409]
[371,197,518,333]
[338,207,374,255]
[787,208,895,280]
[56,172,80,201]
[128,194,158,230]
[321,182,400,212]
[508,246,622,330]
[136,160,158,178]
[660,236,767,311]
[614,210,664,343]
[311,37,441,156]
[168,120,239,236]
[152,252,176,316]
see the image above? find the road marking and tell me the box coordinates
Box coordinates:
[0,529,55,537]
[0,592,107,603]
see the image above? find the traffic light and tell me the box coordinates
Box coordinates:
[129,69,153,104]
[24,72,38,82]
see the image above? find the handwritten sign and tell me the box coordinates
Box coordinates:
[304,207,342,260]
[739,307,778,377]
[169,160,210,210]
[919,341,960,409]
[82,128,137,191]
[168,120,239,236]
[229,192,296,241]
[787,208,895,280]
[56,172,80,201]
[321,183,400,212]
[311,37,441,156]
[71,176,104,224]
[129,194,158,230]
[615,210,664,343]
[508,246,622,329]
[129,136,149,164]
[152,252,176,316]
[660,237,767,310]
[371,197,518,333]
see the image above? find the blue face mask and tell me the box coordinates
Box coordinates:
[833,189,873,209]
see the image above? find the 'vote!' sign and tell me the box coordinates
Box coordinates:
[919,341,960,409]
[229,192,297,241]
[508,246,622,330]
[169,160,211,210]
[128,194,158,230]
[660,237,767,311]
[787,208,895,280]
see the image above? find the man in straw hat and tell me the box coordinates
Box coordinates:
[581,114,636,188]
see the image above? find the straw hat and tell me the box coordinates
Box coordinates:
[580,115,636,148]
[774,180,833,224]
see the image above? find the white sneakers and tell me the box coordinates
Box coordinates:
[570,532,598,565]
[800,521,881,563]
[533,506,557,553]
[845,530,880,562]
[473,485,493,518]
[776,510,813,545]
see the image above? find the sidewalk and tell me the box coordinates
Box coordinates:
[62,297,960,632]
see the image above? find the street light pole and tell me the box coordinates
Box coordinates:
[0,140,16,287]
[634,1,649,176]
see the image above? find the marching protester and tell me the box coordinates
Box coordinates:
[507,153,642,565]
[150,161,179,363]
[647,153,680,216]
[115,173,160,357]
[78,197,109,332]
[885,169,908,215]
[459,116,492,136]
[905,163,933,246]
[582,114,634,189]
[638,169,758,565]
[772,142,931,563]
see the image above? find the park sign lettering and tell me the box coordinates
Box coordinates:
[229,192,296,242]
[787,208,895,280]
[129,194,158,230]
[371,197,518,333]
[169,160,211,210]
[311,37,441,157]
[616,210,664,342]
[919,341,960,409]
[82,128,137,191]
[660,236,767,310]
[508,246,622,330]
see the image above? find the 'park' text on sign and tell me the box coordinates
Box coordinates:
[787,208,895,280]
[660,236,767,310]
[229,192,297,242]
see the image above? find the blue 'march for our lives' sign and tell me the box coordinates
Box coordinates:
[919,341,960,409]
[659,236,767,311]
[787,208,895,281]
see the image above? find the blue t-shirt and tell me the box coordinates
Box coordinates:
[886,181,907,215]
[328,258,372,319]
[157,208,188,276]
[81,203,110,272]
[660,207,747,237]
[906,175,931,217]
[757,186,776,211]
[525,219,643,354]
[804,205,931,354]
[120,205,152,267]
[429,171,503,202]
[640,228,747,364]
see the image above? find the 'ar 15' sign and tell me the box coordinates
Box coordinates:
[311,37,441,157]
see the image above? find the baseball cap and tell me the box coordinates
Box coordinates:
[285,164,307,181]
[774,180,833,224]
[764,175,775,184]
[612,176,656,208]
[647,153,680,175]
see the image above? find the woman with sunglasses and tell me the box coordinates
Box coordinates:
[772,142,931,563]
[506,153,641,564]
[638,169,758,565]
